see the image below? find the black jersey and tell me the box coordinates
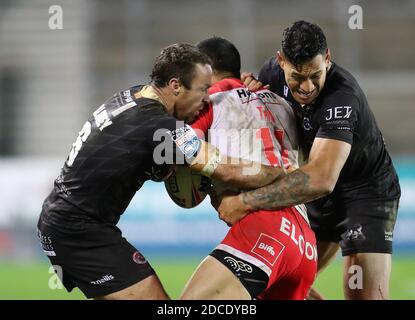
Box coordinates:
[41,85,193,227]
[258,57,400,201]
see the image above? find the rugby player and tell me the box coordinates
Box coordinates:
[37,43,286,300]
[180,37,317,300]
[218,21,401,300]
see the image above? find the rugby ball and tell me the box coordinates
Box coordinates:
[164,165,210,208]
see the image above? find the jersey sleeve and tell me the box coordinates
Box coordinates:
[259,57,277,82]
[258,57,284,97]
[190,103,213,139]
[316,92,359,145]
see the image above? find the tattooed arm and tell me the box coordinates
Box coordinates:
[190,140,287,189]
[211,159,286,190]
[217,138,351,225]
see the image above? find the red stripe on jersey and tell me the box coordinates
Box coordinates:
[257,128,279,166]
[275,129,290,168]
[190,103,213,138]
[208,78,245,95]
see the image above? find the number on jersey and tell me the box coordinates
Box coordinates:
[66,121,92,167]
[257,128,290,168]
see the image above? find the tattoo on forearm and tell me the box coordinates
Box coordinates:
[242,169,314,210]
[241,164,285,190]
[222,161,285,190]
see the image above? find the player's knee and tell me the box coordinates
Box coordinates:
[345,285,388,300]
[180,287,204,300]
[180,255,252,300]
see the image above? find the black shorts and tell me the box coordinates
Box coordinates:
[307,197,399,256]
[37,212,155,299]
[209,249,269,299]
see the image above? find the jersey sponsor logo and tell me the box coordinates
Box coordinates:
[251,233,285,266]
[325,106,352,121]
[384,231,393,241]
[256,91,278,101]
[37,228,56,254]
[302,117,313,131]
[121,89,133,103]
[90,275,115,285]
[280,217,317,261]
[236,88,253,101]
[167,125,200,161]
[112,89,138,117]
[236,88,279,105]
[132,251,147,264]
[341,224,366,241]
[224,256,253,273]
[258,243,275,256]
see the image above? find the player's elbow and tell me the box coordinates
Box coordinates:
[216,173,233,185]
[317,180,335,195]
[212,166,235,185]
[313,175,337,196]
[305,162,339,196]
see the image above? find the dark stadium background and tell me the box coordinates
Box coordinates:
[0,0,414,299]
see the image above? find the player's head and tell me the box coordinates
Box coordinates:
[277,20,331,105]
[151,43,212,123]
[196,36,241,80]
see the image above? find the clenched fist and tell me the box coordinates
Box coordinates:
[217,193,250,226]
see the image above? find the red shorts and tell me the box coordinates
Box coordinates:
[215,206,317,300]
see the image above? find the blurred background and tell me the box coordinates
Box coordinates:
[0,0,414,299]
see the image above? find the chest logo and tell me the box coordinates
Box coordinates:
[302,117,313,131]
[325,106,352,121]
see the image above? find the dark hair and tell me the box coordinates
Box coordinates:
[282,20,327,67]
[196,36,241,78]
[150,43,211,89]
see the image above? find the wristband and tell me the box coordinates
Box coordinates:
[200,147,222,177]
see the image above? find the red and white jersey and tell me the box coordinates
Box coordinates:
[192,78,298,169]
[191,78,308,223]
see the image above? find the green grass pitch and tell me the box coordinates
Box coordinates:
[0,256,414,299]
